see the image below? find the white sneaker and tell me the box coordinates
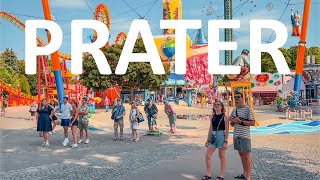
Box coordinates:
[62,139,69,147]
[48,132,53,135]
[85,139,89,144]
[70,144,78,148]
[78,139,83,144]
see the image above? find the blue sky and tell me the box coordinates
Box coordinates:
[0,0,319,64]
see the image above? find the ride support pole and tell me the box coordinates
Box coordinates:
[293,0,311,101]
[42,0,65,106]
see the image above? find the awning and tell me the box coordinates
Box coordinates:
[252,86,279,93]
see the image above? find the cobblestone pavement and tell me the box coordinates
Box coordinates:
[0,106,319,180]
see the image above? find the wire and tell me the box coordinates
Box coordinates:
[143,0,160,19]
[111,0,158,19]
[148,21,162,34]
[83,0,94,14]
[271,0,320,5]
[120,0,143,19]
[233,0,250,17]
[3,12,71,22]
[112,19,135,24]
[189,0,251,35]
[266,0,291,43]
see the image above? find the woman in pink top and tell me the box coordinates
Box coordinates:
[164,99,177,133]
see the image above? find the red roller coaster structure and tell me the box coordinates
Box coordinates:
[0,3,120,106]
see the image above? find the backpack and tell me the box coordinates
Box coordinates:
[111,105,124,120]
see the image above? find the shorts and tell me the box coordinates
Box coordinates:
[234,137,251,152]
[52,115,57,121]
[209,130,225,148]
[71,119,79,126]
[61,119,70,127]
[78,119,89,130]
[169,114,176,125]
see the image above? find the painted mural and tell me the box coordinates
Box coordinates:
[251,73,283,90]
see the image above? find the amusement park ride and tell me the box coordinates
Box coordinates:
[0,2,126,106]
[0,0,313,122]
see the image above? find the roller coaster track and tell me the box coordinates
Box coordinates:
[0,4,111,60]
[115,32,127,45]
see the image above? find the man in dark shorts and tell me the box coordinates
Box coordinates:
[230,92,256,180]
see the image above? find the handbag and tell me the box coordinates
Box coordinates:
[138,113,144,123]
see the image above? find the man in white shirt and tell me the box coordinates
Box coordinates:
[60,97,73,146]
[232,49,250,81]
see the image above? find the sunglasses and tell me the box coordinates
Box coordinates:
[214,103,222,106]
[235,96,242,99]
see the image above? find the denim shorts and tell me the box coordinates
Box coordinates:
[209,130,225,148]
[61,119,70,127]
[234,137,251,152]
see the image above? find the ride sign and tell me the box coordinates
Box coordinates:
[25,19,290,75]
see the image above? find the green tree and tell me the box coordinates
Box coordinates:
[18,75,31,95]
[81,39,170,100]
[1,48,19,72]
[261,48,294,73]
[0,65,20,88]
[17,60,39,96]
[306,46,320,64]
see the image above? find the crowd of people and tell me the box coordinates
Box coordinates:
[32,97,90,148]
[22,92,256,179]
[30,96,177,148]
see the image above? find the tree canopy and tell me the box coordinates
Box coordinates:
[80,39,170,93]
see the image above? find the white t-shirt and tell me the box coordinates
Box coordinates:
[61,103,73,119]
[232,54,249,67]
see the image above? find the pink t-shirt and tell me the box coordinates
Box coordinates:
[165,104,176,115]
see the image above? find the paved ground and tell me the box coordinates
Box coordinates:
[0,105,319,180]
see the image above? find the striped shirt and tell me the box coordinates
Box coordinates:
[230,106,254,139]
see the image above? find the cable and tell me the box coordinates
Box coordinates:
[143,0,160,19]
[83,0,94,14]
[266,0,291,43]
[3,12,71,22]
[189,0,251,35]
[120,0,143,19]
[233,0,250,17]
[148,21,162,34]
[111,0,158,19]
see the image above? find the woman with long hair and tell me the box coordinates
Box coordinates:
[49,100,59,134]
[202,101,230,180]
[70,99,79,148]
[36,99,55,147]
[129,101,140,142]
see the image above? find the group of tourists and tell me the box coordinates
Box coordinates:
[110,98,177,142]
[33,97,90,148]
[203,91,255,180]
[29,91,254,179]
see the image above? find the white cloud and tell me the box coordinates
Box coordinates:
[51,0,86,9]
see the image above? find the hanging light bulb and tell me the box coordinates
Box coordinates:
[266,2,273,11]
[207,2,214,16]
[51,15,56,21]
